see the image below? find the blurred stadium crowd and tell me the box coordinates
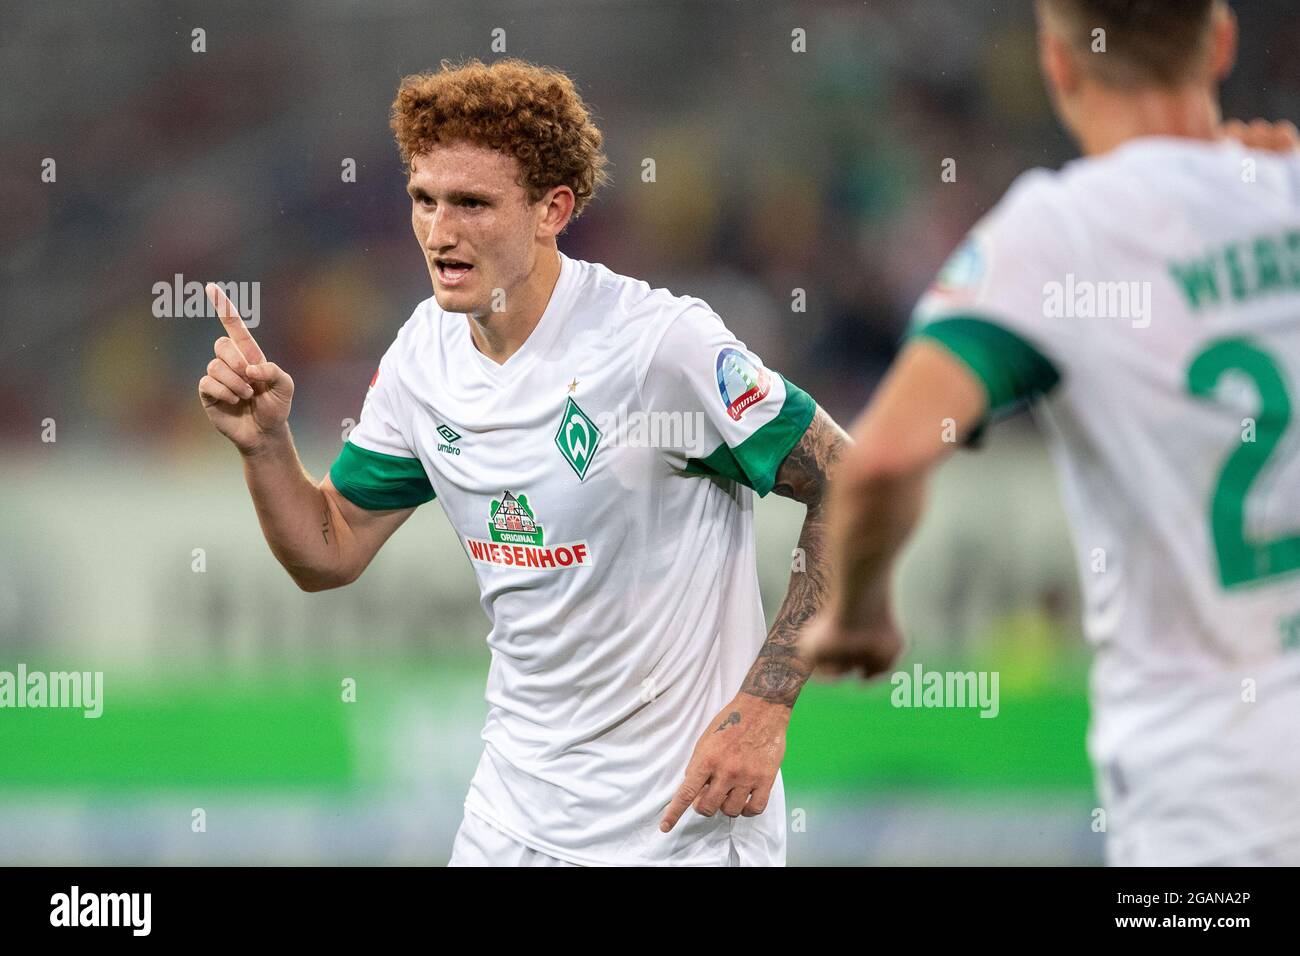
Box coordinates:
[4,0,1294,456]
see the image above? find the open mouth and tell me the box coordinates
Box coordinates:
[435,259,474,284]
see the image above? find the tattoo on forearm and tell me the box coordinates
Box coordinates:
[741,409,848,708]
[715,710,741,733]
[770,409,846,504]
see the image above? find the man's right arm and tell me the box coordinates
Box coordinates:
[198,283,412,592]
[238,432,414,591]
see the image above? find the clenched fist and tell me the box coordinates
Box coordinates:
[799,610,904,680]
[197,283,294,455]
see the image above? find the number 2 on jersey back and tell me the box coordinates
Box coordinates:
[1187,338,1300,588]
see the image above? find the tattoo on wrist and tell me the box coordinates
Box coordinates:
[741,647,811,708]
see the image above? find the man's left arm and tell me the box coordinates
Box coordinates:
[659,407,849,832]
[742,407,848,704]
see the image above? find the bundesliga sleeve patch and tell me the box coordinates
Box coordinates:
[933,235,986,295]
[716,347,771,421]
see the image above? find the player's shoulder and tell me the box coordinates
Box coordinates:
[566,254,722,349]
[1053,136,1300,211]
[979,146,1197,227]
[382,296,441,363]
[566,255,735,390]
[980,166,1073,239]
[569,255,712,319]
[930,167,1076,299]
[359,297,442,401]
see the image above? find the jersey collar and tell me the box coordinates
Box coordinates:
[467,251,578,384]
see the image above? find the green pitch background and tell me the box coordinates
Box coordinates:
[0,657,1093,794]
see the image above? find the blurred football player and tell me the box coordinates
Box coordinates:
[805,0,1300,865]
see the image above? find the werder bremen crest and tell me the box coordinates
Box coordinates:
[555,396,600,480]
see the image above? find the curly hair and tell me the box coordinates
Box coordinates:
[390,58,610,218]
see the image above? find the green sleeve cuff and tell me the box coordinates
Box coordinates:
[685,375,818,496]
[329,441,435,510]
[912,315,1061,417]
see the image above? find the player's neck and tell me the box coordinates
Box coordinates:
[466,247,562,365]
[1073,84,1221,157]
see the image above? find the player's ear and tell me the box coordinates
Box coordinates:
[536,185,576,240]
[1209,3,1238,83]
[1038,27,1079,101]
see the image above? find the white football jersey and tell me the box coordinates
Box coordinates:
[331,252,815,865]
[914,137,1300,864]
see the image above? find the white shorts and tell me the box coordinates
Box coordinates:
[448,808,580,867]
[446,807,748,867]
[1129,827,1300,867]
[1092,658,1300,867]
[1202,830,1300,866]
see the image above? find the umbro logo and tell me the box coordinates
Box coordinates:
[436,423,462,456]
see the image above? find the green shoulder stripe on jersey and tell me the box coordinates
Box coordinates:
[685,375,817,497]
[329,441,435,510]
[912,316,1061,416]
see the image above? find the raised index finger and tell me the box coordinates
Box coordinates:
[205,282,266,364]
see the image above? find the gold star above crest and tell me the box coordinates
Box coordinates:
[567,378,579,393]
